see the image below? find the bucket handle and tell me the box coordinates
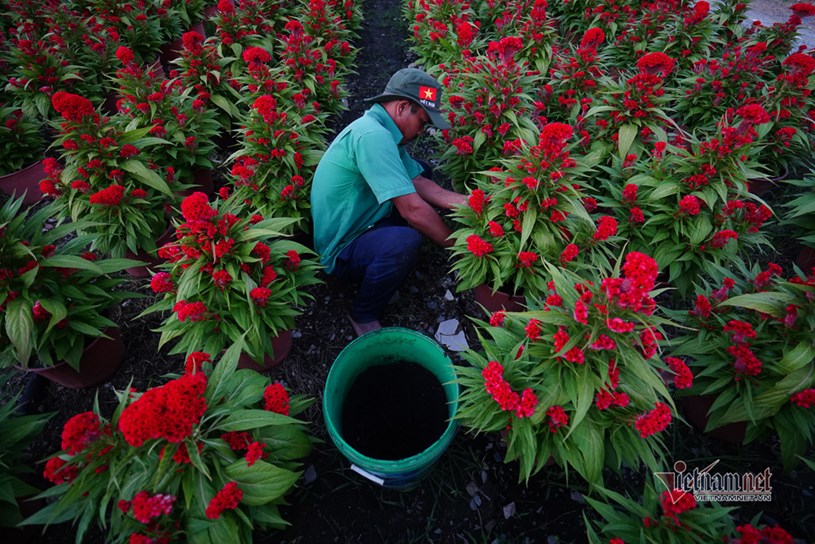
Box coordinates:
[350,464,385,486]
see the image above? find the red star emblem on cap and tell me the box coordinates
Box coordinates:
[419,85,437,102]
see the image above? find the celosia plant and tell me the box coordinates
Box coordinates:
[26,345,314,543]
[454,252,675,484]
[0,104,45,176]
[142,192,321,362]
[666,263,815,468]
[449,121,615,299]
[43,91,177,258]
[0,196,139,369]
[586,480,762,544]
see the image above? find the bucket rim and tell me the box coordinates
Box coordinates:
[323,327,459,472]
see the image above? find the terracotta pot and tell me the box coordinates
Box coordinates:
[682,395,747,444]
[124,224,175,278]
[0,159,46,205]
[472,283,525,314]
[237,329,293,372]
[159,21,206,67]
[26,327,125,389]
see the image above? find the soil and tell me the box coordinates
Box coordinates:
[4,0,815,542]
[341,360,448,460]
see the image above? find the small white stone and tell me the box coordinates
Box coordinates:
[503,502,516,519]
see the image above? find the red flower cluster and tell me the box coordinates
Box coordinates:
[51,91,95,122]
[89,185,126,207]
[150,272,175,294]
[263,383,291,415]
[545,405,569,433]
[636,51,675,78]
[516,251,537,268]
[663,356,693,389]
[250,287,272,307]
[790,388,815,408]
[245,442,266,467]
[185,352,210,374]
[658,489,697,526]
[482,361,537,418]
[129,491,176,524]
[466,234,494,256]
[468,188,488,214]
[593,216,618,241]
[205,481,242,519]
[118,372,208,447]
[180,192,218,222]
[61,412,104,455]
[173,300,209,322]
[733,523,794,544]
[634,402,672,438]
[43,457,79,485]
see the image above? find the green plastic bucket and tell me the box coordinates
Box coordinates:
[323,327,459,489]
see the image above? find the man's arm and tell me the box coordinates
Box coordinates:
[412,175,468,210]
[392,192,455,247]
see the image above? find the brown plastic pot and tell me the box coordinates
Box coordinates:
[25,327,125,389]
[472,283,525,315]
[0,159,46,205]
[237,329,293,372]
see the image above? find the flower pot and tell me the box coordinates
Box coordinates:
[472,283,525,314]
[25,327,125,389]
[159,21,206,68]
[681,395,747,444]
[0,159,46,205]
[323,328,459,490]
[124,224,175,278]
[237,329,293,371]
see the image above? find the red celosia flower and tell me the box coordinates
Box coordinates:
[546,405,569,432]
[660,489,697,523]
[515,388,538,418]
[622,183,638,203]
[735,104,771,125]
[32,301,50,320]
[212,269,232,289]
[663,356,693,389]
[221,431,252,451]
[150,272,174,294]
[205,482,242,519]
[635,402,672,438]
[115,46,135,65]
[468,189,487,214]
[560,243,578,264]
[118,372,208,447]
[51,91,95,122]
[593,216,618,241]
[723,320,757,343]
[263,383,290,415]
[517,251,538,268]
[678,195,701,216]
[579,27,605,50]
[185,352,210,374]
[250,287,272,307]
[182,31,204,53]
[790,389,815,408]
[286,250,301,270]
[487,221,504,237]
[790,3,815,17]
[43,457,79,484]
[482,361,520,412]
[709,229,739,249]
[180,192,217,222]
[131,491,175,524]
[245,442,266,467]
[466,235,494,257]
[524,318,542,340]
[573,299,589,324]
[174,301,208,322]
[728,343,762,377]
[89,185,125,207]
[636,52,676,78]
[243,46,272,64]
[589,334,616,351]
[489,311,506,327]
[61,412,103,455]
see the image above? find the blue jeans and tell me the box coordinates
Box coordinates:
[333,214,422,323]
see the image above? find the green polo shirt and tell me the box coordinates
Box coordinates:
[311,104,423,273]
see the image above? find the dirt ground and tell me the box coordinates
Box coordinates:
[5,0,815,542]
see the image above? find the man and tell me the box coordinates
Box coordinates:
[311,67,467,336]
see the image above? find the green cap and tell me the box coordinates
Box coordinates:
[364,68,451,130]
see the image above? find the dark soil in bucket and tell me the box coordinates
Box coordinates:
[341,359,448,460]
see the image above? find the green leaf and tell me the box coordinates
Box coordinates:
[215,409,300,431]
[617,124,637,159]
[120,160,173,196]
[4,299,33,365]
[225,459,300,505]
[39,255,103,273]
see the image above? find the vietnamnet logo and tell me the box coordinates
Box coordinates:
[655,459,773,503]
